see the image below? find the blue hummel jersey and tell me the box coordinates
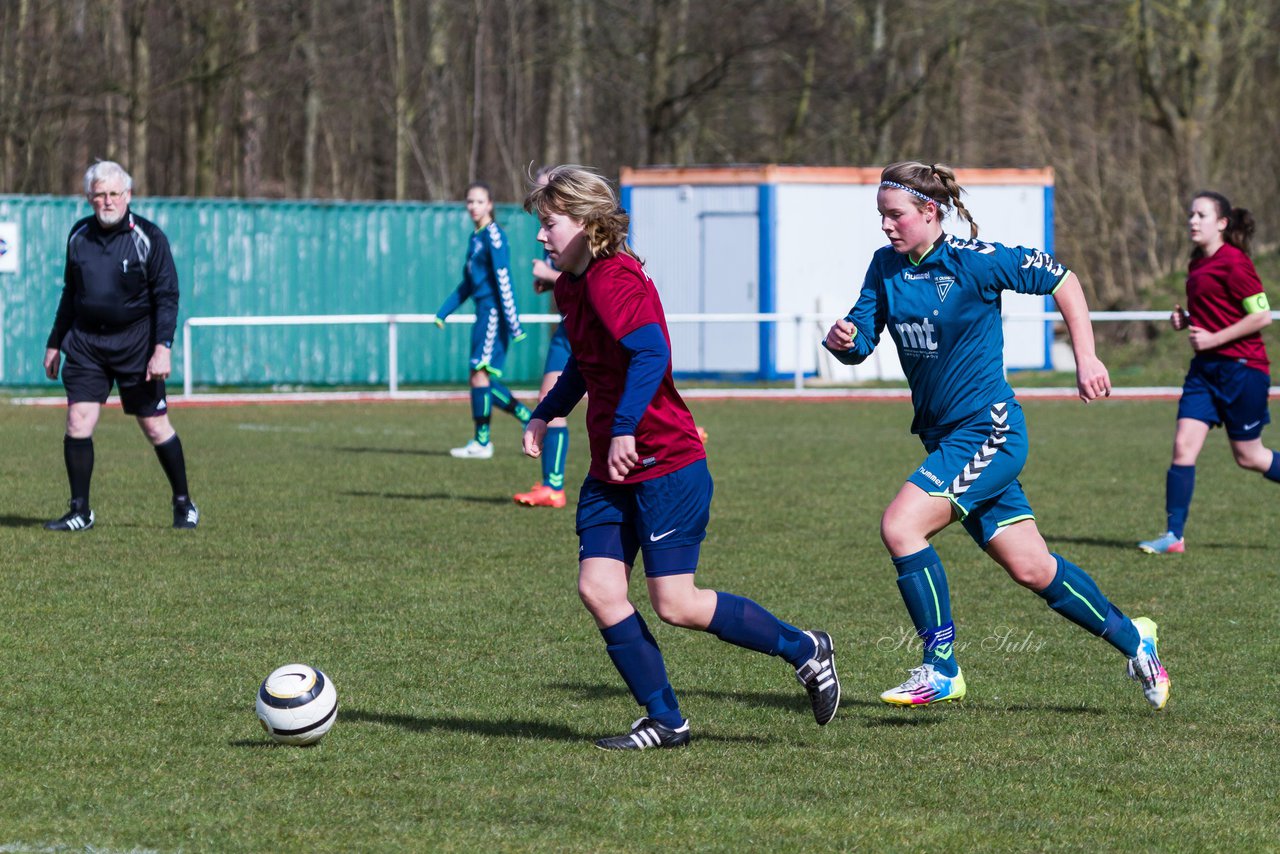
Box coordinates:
[833,234,1068,435]
[436,221,523,337]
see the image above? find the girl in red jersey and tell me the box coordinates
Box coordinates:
[1139,191,1278,555]
[522,165,839,749]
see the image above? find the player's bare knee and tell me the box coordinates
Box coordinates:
[652,599,699,629]
[66,405,100,437]
[66,416,96,438]
[1003,555,1055,590]
[138,415,175,445]
[1232,447,1267,471]
[880,515,920,555]
[578,578,620,615]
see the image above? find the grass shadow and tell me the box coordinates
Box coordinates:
[863,701,1107,725]
[334,446,452,458]
[1049,534,1264,551]
[1044,534,1158,550]
[553,680,805,711]
[343,708,583,741]
[343,708,769,746]
[989,703,1107,715]
[0,514,55,528]
[551,679,862,719]
[863,714,950,728]
[341,490,511,506]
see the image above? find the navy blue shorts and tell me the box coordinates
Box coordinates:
[575,458,712,576]
[61,318,168,417]
[469,307,510,376]
[543,323,571,375]
[1177,356,1271,440]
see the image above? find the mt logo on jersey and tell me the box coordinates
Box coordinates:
[896,317,938,352]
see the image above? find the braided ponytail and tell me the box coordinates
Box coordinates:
[931,164,979,239]
[879,161,979,238]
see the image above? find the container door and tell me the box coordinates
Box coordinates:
[699,212,758,373]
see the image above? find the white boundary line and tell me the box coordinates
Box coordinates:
[7,386,1202,407]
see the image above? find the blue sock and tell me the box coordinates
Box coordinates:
[601,612,683,728]
[489,380,532,424]
[1165,464,1195,538]
[1265,451,1280,483]
[707,592,816,667]
[893,546,958,676]
[1037,554,1139,656]
[543,427,569,489]
[469,388,491,444]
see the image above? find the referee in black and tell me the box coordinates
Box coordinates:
[43,161,198,531]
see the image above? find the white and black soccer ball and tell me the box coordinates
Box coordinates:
[256,664,338,745]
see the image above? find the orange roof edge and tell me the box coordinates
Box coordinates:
[619,165,1054,187]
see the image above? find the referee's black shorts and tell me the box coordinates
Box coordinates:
[61,317,168,417]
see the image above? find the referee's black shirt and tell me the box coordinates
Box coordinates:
[47,210,180,348]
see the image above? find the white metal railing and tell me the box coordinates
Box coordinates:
[182,311,835,395]
[181,310,1278,397]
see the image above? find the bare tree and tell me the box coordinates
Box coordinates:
[299,0,323,198]
[125,0,151,189]
[1,0,1278,308]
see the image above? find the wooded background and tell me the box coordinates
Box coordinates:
[2,0,1277,311]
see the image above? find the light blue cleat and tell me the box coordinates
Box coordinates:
[1138,531,1184,554]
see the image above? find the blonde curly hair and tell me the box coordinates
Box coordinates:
[523,165,640,262]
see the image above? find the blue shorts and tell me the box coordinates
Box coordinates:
[543,322,572,375]
[575,458,712,576]
[1177,356,1271,440]
[469,307,509,376]
[908,401,1035,549]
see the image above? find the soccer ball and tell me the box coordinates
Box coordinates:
[256,663,338,745]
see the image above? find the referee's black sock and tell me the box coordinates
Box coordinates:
[64,435,94,509]
[153,434,190,500]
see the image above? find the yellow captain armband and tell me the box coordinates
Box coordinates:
[1243,293,1270,314]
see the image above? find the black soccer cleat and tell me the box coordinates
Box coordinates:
[173,498,200,529]
[795,630,840,725]
[44,503,95,532]
[594,717,691,751]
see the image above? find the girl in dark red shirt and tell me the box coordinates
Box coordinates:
[522,165,839,749]
[1140,192,1278,554]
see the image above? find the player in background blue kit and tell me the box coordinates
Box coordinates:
[514,168,572,508]
[435,182,530,459]
[824,161,1170,710]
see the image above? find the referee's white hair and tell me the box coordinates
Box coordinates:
[83,161,133,197]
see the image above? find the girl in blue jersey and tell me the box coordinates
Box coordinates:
[824,161,1170,710]
[435,182,530,458]
[523,165,840,749]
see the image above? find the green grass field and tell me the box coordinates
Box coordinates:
[0,397,1276,852]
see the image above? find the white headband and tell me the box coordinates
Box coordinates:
[881,180,945,211]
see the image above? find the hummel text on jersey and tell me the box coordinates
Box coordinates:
[1020,249,1065,277]
[917,466,944,487]
[896,318,938,352]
